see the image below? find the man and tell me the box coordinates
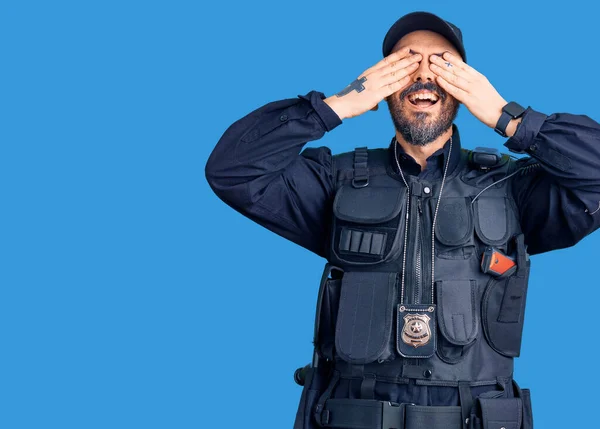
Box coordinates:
[205,11,600,429]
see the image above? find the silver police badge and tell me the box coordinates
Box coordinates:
[401,313,432,348]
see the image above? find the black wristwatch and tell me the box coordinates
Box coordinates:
[494,102,526,137]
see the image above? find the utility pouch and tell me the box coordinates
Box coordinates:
[397,304,436,358]
[314,265,343,361]
[470,397,523,429]
[482,234,530,357]
[512,380,534,429]
[431,196,476,259]
[335,271,398,364]
[331,186,406,265]
[435,279,478,363]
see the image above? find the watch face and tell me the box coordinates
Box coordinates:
[504,102,526,118]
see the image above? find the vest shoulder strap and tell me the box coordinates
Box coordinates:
[352,147,369,188]
[333,147,389,187]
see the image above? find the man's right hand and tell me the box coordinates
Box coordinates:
[324,48,421,121]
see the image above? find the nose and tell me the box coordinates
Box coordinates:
[412,55,436,83]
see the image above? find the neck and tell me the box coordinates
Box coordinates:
[395,127,453,172]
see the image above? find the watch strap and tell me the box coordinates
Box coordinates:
[494,111,513,137]
[494,102,526,137]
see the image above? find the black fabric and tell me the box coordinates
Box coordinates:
[353,147,369,188]
[475,398,522,429]
[436,280,478,345]
[497,277,525,323]
[401,364,433,380]
[333,186,405,224]
[381,11,467,61]
[512,379,534,429]
[474,197,510,246]
[335,272,397,364]
[315,277,342,360]
[405,405,462,429]
[320,399,463,429]
[314,370,341,427]
[433,197,473,246]
[360,374,377,400]
[520,389,533,429]
[339,228,388,256]
[458,382,473,429]
[320,399,388,429]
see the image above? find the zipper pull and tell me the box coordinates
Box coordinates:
[417,198,423,214]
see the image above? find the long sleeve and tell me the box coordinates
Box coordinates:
[507,108,600,255]
[205,90,342,257]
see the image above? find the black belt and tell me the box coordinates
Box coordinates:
[317,399,463,429]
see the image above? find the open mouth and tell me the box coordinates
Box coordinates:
[406,91,440,108]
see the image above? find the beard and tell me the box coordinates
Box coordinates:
[387,81,459,147]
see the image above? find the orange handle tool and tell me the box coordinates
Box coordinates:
[481,247,516,277]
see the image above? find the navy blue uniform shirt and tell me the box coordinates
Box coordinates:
[206,90,600,259]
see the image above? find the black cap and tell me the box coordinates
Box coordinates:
[382,11,466,63]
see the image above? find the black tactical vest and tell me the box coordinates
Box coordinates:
[294,145,534,429]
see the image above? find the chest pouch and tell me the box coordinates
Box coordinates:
[334,271,398,364]
[473,196,511,250]
[431,196,476,260]
[331,185,407,266]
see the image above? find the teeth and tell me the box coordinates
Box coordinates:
[408,91,439,102]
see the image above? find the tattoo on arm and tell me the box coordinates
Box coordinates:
[335,77,367,97]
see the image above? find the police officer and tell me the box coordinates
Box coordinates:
[206,11,600,429]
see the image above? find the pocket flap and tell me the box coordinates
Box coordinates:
[474,197,510,246]
[335,272,397,364]
[436,279,478,345]
[477,398,523,429]
[333,186,405,224]
[432,197,473,246]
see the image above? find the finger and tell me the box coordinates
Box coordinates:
[381,74,413,98]
[430,62,470,92]
[362,47,412,76]
[376,53,422,77]
[435,75,468,102]
[441,51,480,77]
[429,54,471,82]
[379,61,420,87]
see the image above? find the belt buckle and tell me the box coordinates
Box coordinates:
[381,401,408,429]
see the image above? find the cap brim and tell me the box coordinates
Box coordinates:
[382,12,466,62]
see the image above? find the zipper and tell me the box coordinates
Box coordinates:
[414,198,423,304]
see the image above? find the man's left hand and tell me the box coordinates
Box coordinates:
[429,52,507,129]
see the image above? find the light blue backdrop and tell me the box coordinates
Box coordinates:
[1,1,598,428]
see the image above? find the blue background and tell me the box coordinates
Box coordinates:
[1,1,599,428]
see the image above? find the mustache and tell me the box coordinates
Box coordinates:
[400,81,448,102]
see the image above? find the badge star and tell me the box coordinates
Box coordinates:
[411,322,423,333]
